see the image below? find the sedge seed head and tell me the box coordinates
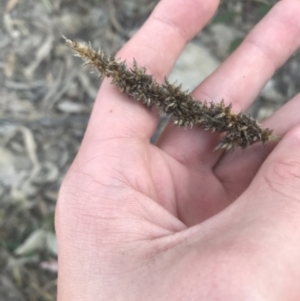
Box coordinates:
[64,36,279,151]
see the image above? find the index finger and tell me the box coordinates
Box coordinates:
[83,0,219,143]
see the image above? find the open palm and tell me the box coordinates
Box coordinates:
[56,1,300,300]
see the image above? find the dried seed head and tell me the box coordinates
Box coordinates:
[64,36,280,151]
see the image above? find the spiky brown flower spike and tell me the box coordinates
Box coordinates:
[63,36,280,151]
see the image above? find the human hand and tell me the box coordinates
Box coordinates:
[56,0,300,300]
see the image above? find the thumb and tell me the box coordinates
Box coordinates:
[245,125,300,211]
[222,126,300,299]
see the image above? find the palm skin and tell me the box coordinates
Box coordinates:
[56,0,300,300]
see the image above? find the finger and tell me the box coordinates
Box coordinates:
[157,0,300,168]
[231,127,300,281]
[195,128,300,299]
[241,124,300,216]
[83,0,219,143]
[214,92,300,200]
